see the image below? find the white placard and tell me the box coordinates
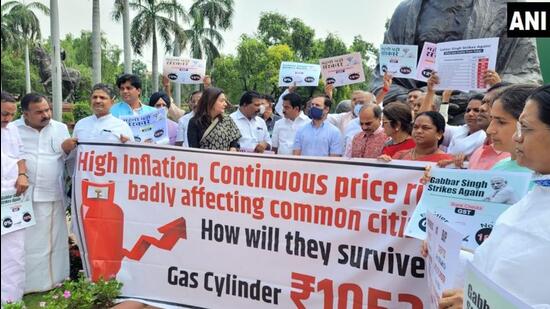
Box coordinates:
[1,189,35,235]
[319,52,365,87]
[435,38,499,91]
[163,57,206,84]
[379,44,418,79]
[278,62,321,87]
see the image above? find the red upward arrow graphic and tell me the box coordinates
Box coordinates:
[122,217,187,261]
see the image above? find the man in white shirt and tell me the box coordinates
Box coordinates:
[14,93,71,293]
[1,91,28,303]
[64,84,133,150]
[230,91,272,153]
[326,88,376,134]
[271,93,309,155]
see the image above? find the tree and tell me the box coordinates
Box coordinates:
[257,12,289,46]
[113,0,132,73]
[2,0,50,94]
[321,33,348,58]
[126,0,186,92]
[92,0,101,83]
[288,18,315,60]
[180,0,233,69]
[236,36,269,92]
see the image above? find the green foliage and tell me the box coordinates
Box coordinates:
[73,102,92,122]
[321,33,348,58]
[257,12,289,45]
[1,47,42,97]
[42,274,122,309]
[62,112,75,125]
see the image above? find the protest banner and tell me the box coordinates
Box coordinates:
[405,168,531,251]
[73,142,432,308]
[319,52,365,87]
[379,44,418,79]
[416,42,437,82]
[426,212,463,309]
[435,38,499,91]
[1,189,35,235]
[163,56,206,84]
[120,109,169,144]
[464,261,531,309]
[278,62,321,87]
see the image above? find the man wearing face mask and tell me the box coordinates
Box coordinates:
[230,91,272,153]
[325,87,376,134]
[293,96,343,157]
[350,104,388,158]
[14,93,71,292]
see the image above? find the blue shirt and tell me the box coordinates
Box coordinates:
[110,101,156,118]
[293,120,343,156]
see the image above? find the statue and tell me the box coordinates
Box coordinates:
[372,0,543,104]
[34,45,81,102]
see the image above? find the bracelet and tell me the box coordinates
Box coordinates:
[18,173,28,178]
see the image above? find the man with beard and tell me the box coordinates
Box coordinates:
[271,93,309,155]
[14,93,71,293]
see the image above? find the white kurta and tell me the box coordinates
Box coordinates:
[14,118,70,292]
[230,110,272,151]
[175,111,195,147]
[443,125,486,157]
[472,175,550,308]
[1,150,26,303]
[271,112,309,155]
[72,113,134,143]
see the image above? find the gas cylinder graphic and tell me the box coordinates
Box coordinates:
[81,179,124,282]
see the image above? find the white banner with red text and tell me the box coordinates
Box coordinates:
[72,142,431,308]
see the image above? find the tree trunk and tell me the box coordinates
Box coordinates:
[172,1,181,106]
[92,0,101,84]
[123,0,132,74]
[50,0,63,121]
[152,25,159,93]
[25,42,32,94]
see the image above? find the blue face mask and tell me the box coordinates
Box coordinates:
[309,106,324,120]
[353,104,363,117]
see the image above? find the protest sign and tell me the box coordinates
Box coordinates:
[464,261,531,309]
[379,44,418,79]
[1,189,35,235]
[416,42,437,82]
[435,38,499,91]
[319,52,365,87]
[278,62,321,87]
[426,212,463,309]
[405,168,530,250]
[120,108,169,144]
[73,143,432,308]
[163,57,206,84]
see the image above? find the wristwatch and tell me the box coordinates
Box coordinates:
[18,173,28,178]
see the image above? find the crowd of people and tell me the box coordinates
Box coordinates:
[1,66,549,308]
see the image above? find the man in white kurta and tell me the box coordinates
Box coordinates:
[14,93,70,293]
[230,92,272,153]
[64,84,134,160]
[472,175,550,307]
[1,92,29,303]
